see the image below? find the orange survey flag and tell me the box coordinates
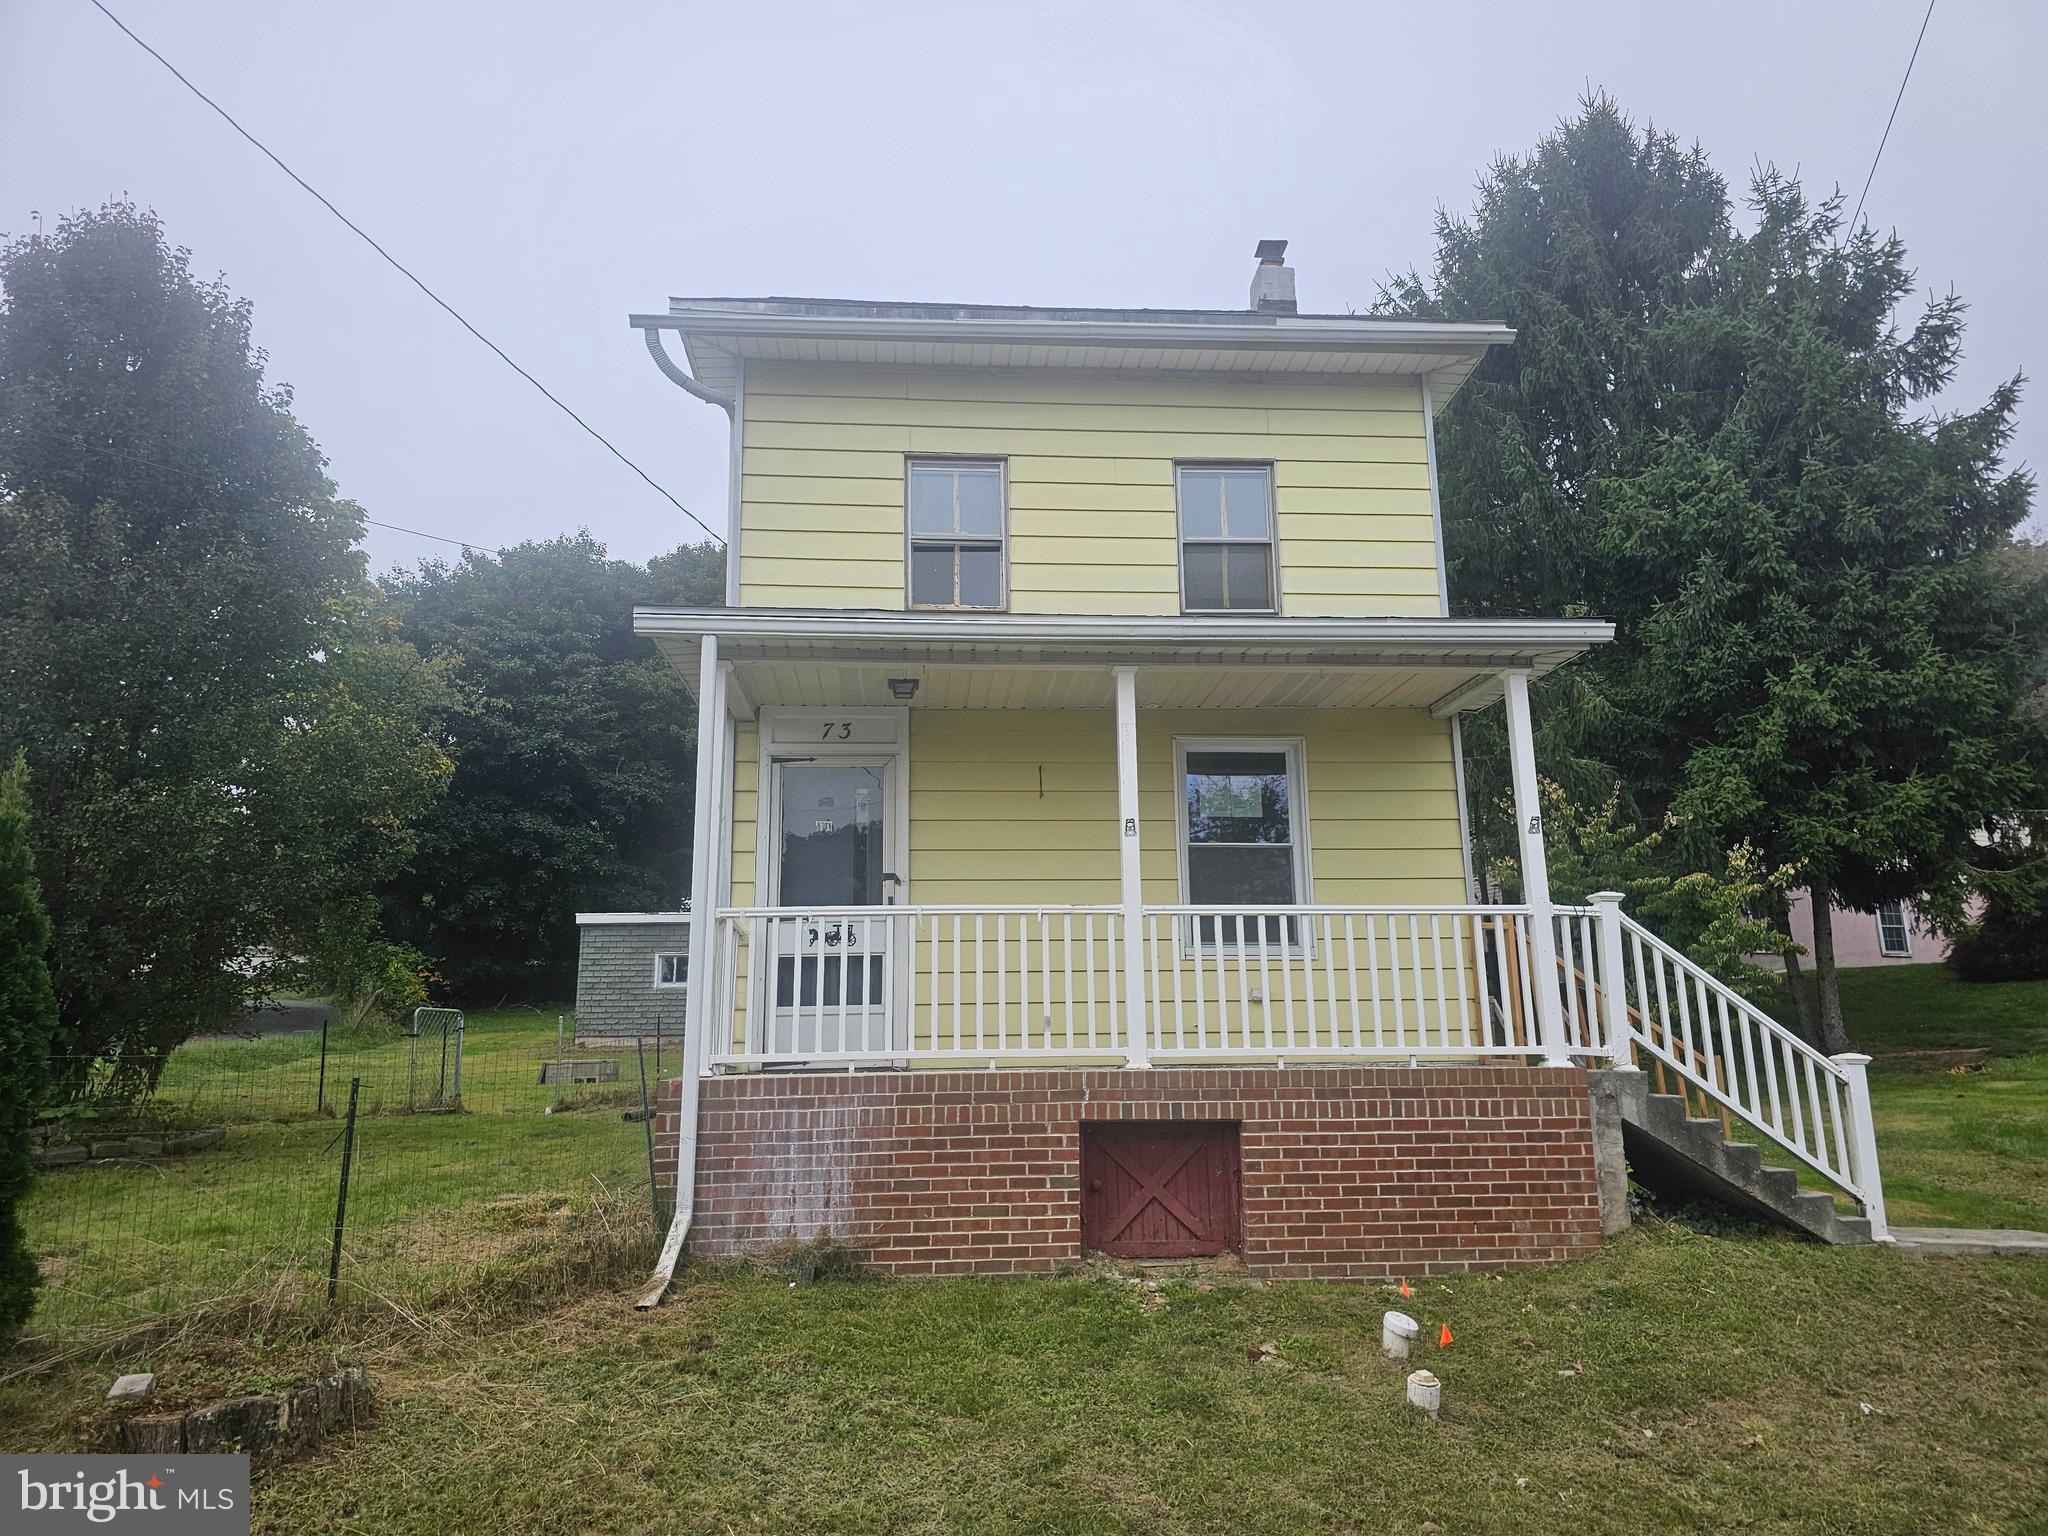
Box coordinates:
[1400,1277,1412,1298]
[1438,1323,1454,1349]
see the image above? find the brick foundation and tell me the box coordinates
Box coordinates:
[655,1067,1602,1279]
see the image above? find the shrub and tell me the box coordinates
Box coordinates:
[1947,902,2048,983]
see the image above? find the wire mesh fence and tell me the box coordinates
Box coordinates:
[17,1006,682,1361]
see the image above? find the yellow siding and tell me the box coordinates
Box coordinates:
[727,724,758,908]
[713,704,1470,1059]
[738,362,1441,616]
[721,706,1463,917]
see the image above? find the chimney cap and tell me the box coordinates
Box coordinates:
[1254,239,1289,264]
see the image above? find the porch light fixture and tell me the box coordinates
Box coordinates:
[887,677,921,701]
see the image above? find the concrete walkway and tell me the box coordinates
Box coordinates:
[1889,1227,2048,1258]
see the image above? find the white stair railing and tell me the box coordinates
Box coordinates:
[1608,910,1888,1239]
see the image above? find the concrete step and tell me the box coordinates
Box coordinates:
[1590,1076,1874,1245]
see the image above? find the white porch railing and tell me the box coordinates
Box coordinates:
[707,903,1554,1067]
[708,906,1129,1067]
[1136,906,1547,1059]
[1543,899,1886,1236]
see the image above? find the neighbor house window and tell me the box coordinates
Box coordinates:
[653,952,689,988]
[1177,741,1308,945]
[1178,464,1276,613]
[908,459,1005,609]
[1875,902,1912,958]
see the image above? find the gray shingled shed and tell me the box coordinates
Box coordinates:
[573,913,691,1040]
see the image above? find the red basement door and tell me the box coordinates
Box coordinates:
[1080,1121,1241,1258]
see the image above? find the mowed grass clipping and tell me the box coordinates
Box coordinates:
[18,1230,2008,1535]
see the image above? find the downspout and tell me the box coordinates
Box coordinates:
[635,321,742,600]
[632,318,737,1309]
[638,636,727,1308]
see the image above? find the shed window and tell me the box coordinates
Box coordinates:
[653,952,689,988]
[1178,465,1276,613]
[1875,902,1912,958]
[1178,742,1307,945]
[909,460,1005,609]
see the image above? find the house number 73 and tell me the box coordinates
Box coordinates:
[820,721,854,740]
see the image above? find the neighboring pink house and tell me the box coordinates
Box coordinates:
[1761,890,1953,970]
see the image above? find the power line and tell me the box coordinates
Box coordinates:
[1851,0,1936,233]
[84,0,726,550]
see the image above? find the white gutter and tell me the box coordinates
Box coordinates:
[632,308,1515,355]
[634,606,1607,649]
[636,325,733,411]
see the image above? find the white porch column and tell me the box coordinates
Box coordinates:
[1504,670,1573,1068]
[1832,1053,1892,1241]
[1589,891,1637,1069]
[1113,665,1150,1067]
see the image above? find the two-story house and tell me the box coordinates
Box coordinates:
[588,244,1889,1297]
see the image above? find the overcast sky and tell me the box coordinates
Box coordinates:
[4,0,2042,574]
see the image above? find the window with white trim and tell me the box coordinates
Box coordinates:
[908,459,1005,609]
[1177,464,1276,613]
[1178,741,1308,945]
[1875,902,1912,958]
[653,952,689,988]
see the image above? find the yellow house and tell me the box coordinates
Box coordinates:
[607,244,1889,1286]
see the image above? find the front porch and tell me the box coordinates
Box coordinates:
[625,607,1889,1280]
[650,607,1614,1074]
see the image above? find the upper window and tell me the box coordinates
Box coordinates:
[908,459,1005,609]
[1178,741,1308,944]
[1178,465,1276,613]
[653,952,689,988]
[1875,901,1912,958]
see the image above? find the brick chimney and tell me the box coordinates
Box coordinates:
[1250,239,1296,314]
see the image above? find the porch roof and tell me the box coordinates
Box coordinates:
[635,608,1612,716]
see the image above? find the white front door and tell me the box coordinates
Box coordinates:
[764,757,901,1056]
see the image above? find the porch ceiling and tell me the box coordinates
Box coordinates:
[636,608,1613,717]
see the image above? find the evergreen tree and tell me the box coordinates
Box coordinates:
[1396,98,2048,1047]
[0,752,58,1346]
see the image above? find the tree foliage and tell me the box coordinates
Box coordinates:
[377,535,724,999]
[0,753,58,1345]
[0,202,449,1086]
[1393,97,2048,1049]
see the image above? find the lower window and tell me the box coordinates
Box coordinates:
[653,952,689,988]
[1875,901,1912,958]
[1178,740,1308,946]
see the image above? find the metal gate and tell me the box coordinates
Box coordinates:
[1080,1121,1241,1258]
[408,1007,465,1111]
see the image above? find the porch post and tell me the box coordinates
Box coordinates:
[1113,665,1150,1067]
[1503,670,1573,1068]
[1589,891,1637,1069]
[1831,1053,1891,1241]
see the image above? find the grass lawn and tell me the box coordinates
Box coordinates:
[5,1228,2044,1534]
[6,971,2044,1532]
[1832,965,2048,1231]
[21,1007,657,1346]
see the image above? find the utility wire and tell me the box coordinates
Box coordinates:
[1850,0,1936,233]
[85,0,725,549]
